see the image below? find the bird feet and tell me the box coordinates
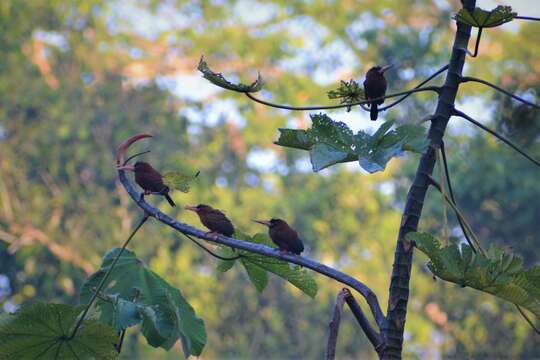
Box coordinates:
[205,231,220,240]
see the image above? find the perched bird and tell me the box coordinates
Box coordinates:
[253,219,304,255]
[363,65,393,120]
[118,161,175,207]
[185,204,235,237]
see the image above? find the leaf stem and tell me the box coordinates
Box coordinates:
[244,86,440,112]
[68,213,149,340]
[453,109,540,168]
[515,15,540,22]
[460,76,540,110]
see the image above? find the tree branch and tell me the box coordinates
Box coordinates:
[244,86,440,112]
[117,167,386,330]
[343,288,385,354]
[453,108,540,168]
[460,76,540,110]
[379,64,449,112]
[325,289,347,360]
[464,27,482,58]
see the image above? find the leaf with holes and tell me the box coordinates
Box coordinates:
[163,171,199,193]
[80,248,206,358]
[0,303,118,359]
[454,5,516,28]
[198,57,263,93]
[409,232,540,317]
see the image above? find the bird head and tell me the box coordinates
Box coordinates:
[185,204,213,214]
[368,64,393,76]
[253,218,286,228]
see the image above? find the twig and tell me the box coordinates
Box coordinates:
[380,64,449,111]
[68,213,149,340]
[440,141,477,253]
[460,76,540,110]
[343,288,385,354]
[515,16,540,22]
[325,289,347,360]
[117,167,386,329]
[436,150,450,245]
[453,109,540,168]
[464,27,482,57]
[116,330,126,353]
[244,86,440,112]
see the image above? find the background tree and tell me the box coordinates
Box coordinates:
[0,0,539,358]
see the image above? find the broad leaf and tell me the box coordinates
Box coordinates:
[0,302,118,360]
[163,170,199,193]
[275,116,428,173]
[80,248,206,358]
[215,246,237,272]
[454,5,516,28]
[198,57,263,93]
[217,232,318,298]
[409,232,540,317]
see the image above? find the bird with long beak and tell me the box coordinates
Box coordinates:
[185,204,235,237]
[117,161,175,207]
[363,64,393,121]
[253,219,304,255]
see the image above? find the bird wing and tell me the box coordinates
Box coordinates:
[136,169,166,192]
[201,210,235,235]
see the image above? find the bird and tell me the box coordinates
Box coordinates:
[363,65,392,120]
[253,218,304,255]
[118,161,175,207]
[185,204,235,237]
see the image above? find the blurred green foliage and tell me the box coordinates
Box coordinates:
[0,0,539,358]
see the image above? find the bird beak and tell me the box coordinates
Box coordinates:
[253,220,271,227]
[379,64,393,74]
[117,165,135,172]
[185,206,198,212]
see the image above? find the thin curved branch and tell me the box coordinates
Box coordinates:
[464,27,482,58]
[515,304,540,335]
[460,76,540,110]
[515,16,540,22]
[453,109,540,168]
[117,168,386,330]
[325,289,347,360]
[380,64,449,112]
[123,150,151,166]
[244,86,440,112]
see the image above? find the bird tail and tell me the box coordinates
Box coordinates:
[164,192,176,207]
[370,103,378,121]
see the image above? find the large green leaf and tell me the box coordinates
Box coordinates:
[198,57,263,93]
[454,5,516,28]
[80,248,206,358]
[275,116,428,173]
[162,170,199,193]
[0,302,118,360]
[214,232,318,298]
[409,232,540,317]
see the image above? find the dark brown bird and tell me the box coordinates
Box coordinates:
[185,204,235,237]
[118,161,175,207]
[253,218,304,255]
[363,65,392,120]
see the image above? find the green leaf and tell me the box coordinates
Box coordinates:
[0,302,118,360]
[163,171,199,193]
[197,56,263,93]
[409,232,540,317]
[241,258,269,292]
[454,5,516,28]
[80,248,206,358]
[275,116,428,173]
[238,233,318,298]
[327,79,365,110]
[215,246,238,272]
